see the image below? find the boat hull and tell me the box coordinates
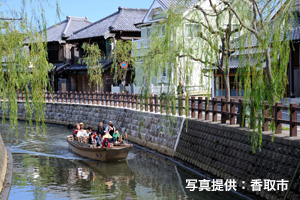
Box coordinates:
[67,136,132,161]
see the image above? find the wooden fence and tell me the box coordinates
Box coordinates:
[15,91,300,137]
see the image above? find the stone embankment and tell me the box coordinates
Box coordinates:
[175,120,300,200]
[0,134,13,200]
[15,102,183,157]
[0,134,7,195]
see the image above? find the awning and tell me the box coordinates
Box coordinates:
[51,63,69,74]
[65,60,113,72]
[120,36,141,40]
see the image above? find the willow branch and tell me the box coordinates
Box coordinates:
[221,0,259,38]
[0,17,23,21]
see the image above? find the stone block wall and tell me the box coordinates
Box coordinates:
[14,102,183,156]
[0,134,8,195]
[175,120,300,200]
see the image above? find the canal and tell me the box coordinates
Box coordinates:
[1,121,248,200]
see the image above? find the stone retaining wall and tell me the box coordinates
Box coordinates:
[0,134,8,195]
[14,102,183,156]
[175,120,300,200]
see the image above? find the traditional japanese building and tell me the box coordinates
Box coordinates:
[44,16,92,91]
[65,7,148,93]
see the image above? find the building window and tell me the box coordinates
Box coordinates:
[141,28,147,38]
[151,8,163,20]
[214,74,245,97]
[106,39,111,57]
[147,27,152,37]
[48,45,59,62]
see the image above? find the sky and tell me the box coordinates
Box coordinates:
[0,0,153,26]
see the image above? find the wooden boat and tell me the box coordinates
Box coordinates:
[67,135,133,161]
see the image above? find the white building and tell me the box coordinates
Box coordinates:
[132,0,211,96]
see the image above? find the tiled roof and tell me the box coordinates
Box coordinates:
[206,56,262,70]
[110,8,148,32]
[291,26,300,41]
[68,7,148,41]
[157,0,198,9]
[46,16,92,42]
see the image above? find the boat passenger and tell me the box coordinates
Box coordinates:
[102,132,112,148]
[73,124,80,140]
[97,122,105,137]
[77,122,88,143]
[105,121,112,132]
[87,127,95,145]
[95,132,103,147]
[113,129,120,143]
[105,121,116,137]
[106,121,116,140]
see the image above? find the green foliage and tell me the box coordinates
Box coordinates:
[81,42,105,89]
[0,0,60,135]
[233,0,294,151]
[110,40,136,87]
[137,0,294,150]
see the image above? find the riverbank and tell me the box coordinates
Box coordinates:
[0,134,13,200]
[2,101,300,199]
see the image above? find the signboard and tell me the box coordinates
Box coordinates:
[121,62,127,68]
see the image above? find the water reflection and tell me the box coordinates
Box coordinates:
[1,122,247,200]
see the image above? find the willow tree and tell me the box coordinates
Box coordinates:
[135,2,207,116]
[81,40,136,93]
[182,0,242,104]
[136,0,294,149]
[81,42,104,90]
[223,0,294,150]
[110,40,136,92]
[0,0,60,135]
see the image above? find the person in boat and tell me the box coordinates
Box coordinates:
[112,129,120,143]
[73,124,80,140]
[106,121,116,139]
[97,122,105,137]
[102,132,112,148]
[95,132,103,147]
[87,127,96,145]
[77,122,88,143]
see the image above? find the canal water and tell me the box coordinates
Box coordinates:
[1,121,247,200]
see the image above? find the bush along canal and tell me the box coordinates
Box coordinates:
[1,121,251,200]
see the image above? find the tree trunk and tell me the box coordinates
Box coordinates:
[122,69,127,92]
[223,54,231,112]
[224,74,230,102]
[224,72,230,113]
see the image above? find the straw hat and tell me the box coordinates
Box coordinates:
[79,122,84,125]
[103,132,112,139]
[105,181,114,187]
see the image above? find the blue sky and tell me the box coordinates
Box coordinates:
[0,0,153,26]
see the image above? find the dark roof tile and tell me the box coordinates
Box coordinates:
[45,16,92,42]
[68,7,148,41]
